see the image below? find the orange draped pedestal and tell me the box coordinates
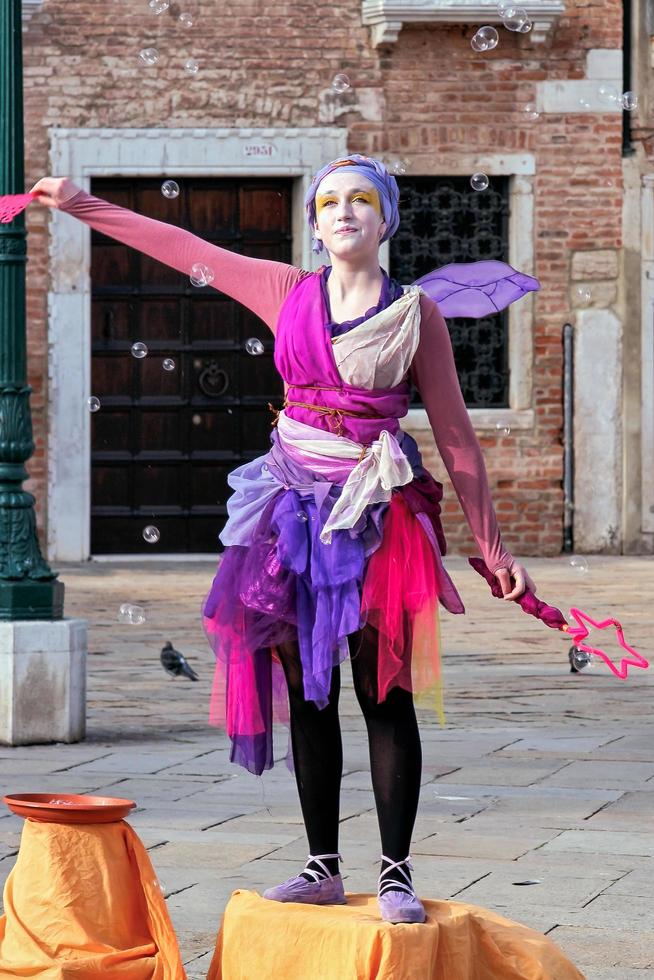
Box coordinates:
[208,890,586,980]
[0,819,186,979]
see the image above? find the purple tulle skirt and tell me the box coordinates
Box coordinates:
[203,431,463,774]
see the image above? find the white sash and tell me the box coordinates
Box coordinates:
[276,412,413,544]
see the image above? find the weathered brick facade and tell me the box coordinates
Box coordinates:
[21,0,632,559]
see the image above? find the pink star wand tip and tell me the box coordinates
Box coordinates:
[468,558,649,680]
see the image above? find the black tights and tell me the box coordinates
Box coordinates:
[277,625,422,882]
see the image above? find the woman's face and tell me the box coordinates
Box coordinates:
[313,171,386,261]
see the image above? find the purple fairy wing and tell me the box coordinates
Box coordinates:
[415,260,540,319]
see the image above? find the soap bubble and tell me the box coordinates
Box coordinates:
[471,26,499,52]
[162,358,176,371]
[388,159,408,176]
[131,341,148,359]
[331,73,350,94]
[87,396,101,413]
[575,286,591,306]
[569,555,589,574]
[139,47,159,66]
[149,0,169,12]
[296,511,308,522]
[184,58,199,75]
[245,338,265,356]
[502,7,530,31]
[524,103,540,120]
[470,172,489,192]
[190,263,214,287]
[597,84,619,106]
[161,180,179,199]
[118,603,146,625]
[142,525,160,544]
[178,11,193,27]
[622,91,638,111]
[518,18,533,33]
[495,423,511,436]
[579,97,591,110]
[497,1,512,12]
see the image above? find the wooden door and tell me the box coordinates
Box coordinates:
[90,178,291,554]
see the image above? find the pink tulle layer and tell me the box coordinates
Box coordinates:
[362,493,444,721]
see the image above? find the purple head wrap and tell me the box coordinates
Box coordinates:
[305,154,400,254]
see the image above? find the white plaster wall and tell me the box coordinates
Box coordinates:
[574,309,623,551]
[641,176,654,535]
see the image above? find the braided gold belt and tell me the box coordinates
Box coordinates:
[268,384,376,461]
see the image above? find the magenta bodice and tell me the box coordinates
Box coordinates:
[273,273,410,444]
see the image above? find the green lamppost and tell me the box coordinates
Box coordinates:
[0,0,63,618]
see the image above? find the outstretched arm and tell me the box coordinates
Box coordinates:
[410,296,536,599]
[30,177,307,332]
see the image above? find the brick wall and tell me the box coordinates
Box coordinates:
[22,0,624,558]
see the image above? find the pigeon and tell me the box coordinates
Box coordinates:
[160,641,199,681]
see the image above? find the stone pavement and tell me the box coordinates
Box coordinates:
[0,555,653,979]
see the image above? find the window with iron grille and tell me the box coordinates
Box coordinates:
[390,176,510,408]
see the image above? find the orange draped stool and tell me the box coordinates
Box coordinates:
[0,795,185,979]
[208,891,586,980]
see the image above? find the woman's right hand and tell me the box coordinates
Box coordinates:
[29,177,81,209]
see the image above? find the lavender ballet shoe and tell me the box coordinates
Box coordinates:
[263,852,347,906]
[377,855,426,924]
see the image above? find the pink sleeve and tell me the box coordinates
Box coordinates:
[410,296,514,574]
[59,189,307,332]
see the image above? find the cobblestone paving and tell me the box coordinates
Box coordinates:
[1,555,652,978]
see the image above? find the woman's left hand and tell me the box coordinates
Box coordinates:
[495,562,537,601]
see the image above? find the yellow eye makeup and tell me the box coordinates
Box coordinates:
[352,191,381,212]
[315,196,338,213]
[316,188,382,216]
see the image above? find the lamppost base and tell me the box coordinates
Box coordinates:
[0,579,64,620]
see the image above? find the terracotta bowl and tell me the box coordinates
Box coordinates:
[2,793,136,825]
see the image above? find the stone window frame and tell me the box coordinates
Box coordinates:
[361,0,566,47]
[46,128,535,560]
[391,154,536,439]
